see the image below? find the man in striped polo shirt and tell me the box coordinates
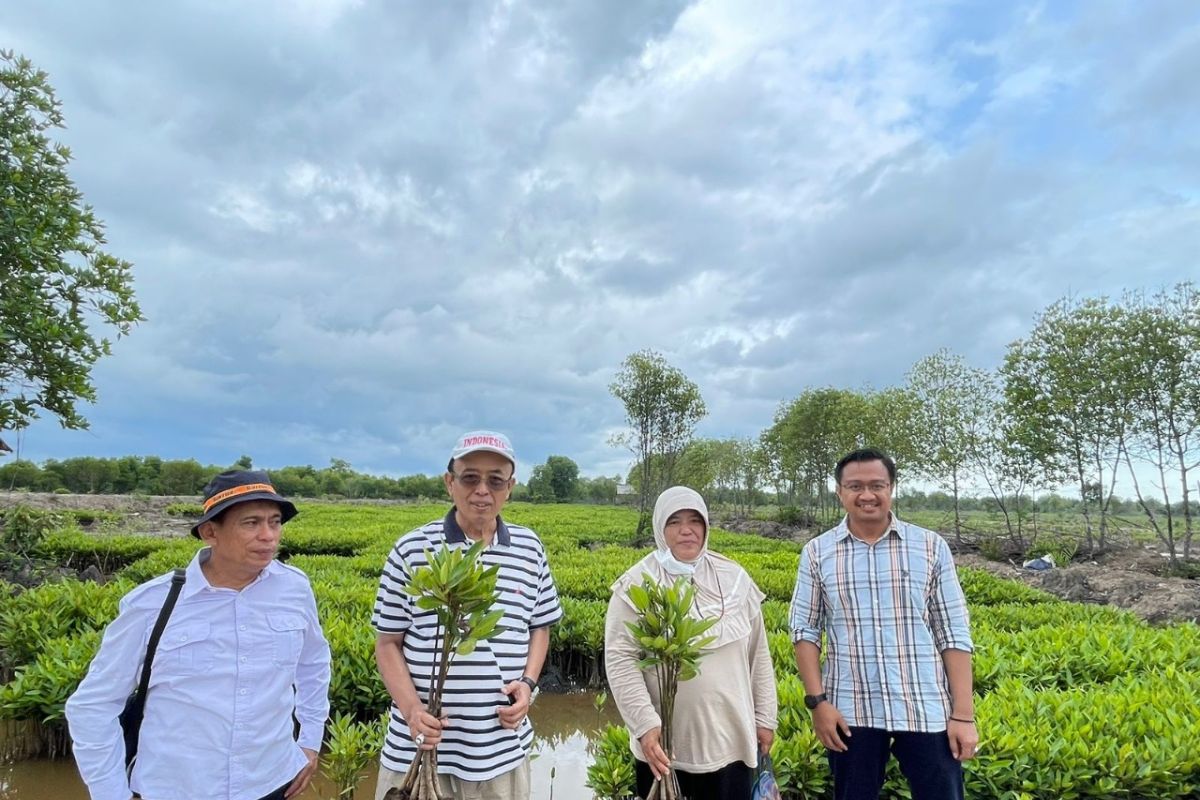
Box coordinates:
[790,448,978,800]
[373,431,563,800]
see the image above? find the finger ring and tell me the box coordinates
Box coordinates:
[414,733,426,746]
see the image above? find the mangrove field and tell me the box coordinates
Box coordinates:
[1,502,1198,799]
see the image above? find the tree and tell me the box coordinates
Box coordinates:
[1002,297,1132,553]
[544,455,580,502]
[733,438,769,516]
[157,459,209,495]
[906,350,993,544]
[672,439,719,498]
[579,474,619,504]
[609,351,707,536]
[1,51,141,432]
[1119,285,1200,565]
[762,388,872,524]
[972,372,1053,554]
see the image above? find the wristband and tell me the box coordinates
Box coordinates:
[949,716,975,724]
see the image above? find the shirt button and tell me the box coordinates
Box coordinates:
[240,656,247,663]
[240,689,247,695]
[239,625,247,631]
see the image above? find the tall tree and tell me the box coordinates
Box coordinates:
[527,455,580,503]
[906,350,993,544]
[970,371,1053,553]
[1120,284,1200,564]
[1,51,141,432]
[609,350,707,536]
[1002,297,1132,553]
[761,387,916,526]
[761,388,868,521]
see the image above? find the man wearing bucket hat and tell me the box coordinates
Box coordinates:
[67,470,331,800]
[373,431,563,800]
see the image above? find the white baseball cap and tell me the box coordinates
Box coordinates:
[450,430,516,472]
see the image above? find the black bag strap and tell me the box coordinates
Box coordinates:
[133,568,187,703]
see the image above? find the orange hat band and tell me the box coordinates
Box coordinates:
[203,483,277,512]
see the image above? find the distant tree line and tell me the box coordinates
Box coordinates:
[0,455,448,500]
[0,452,626,506]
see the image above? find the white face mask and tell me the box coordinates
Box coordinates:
[653,547,698,576]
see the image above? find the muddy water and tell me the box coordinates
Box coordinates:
[0,692,620,799]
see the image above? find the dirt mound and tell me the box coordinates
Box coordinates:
[0,491,196,538]
[714,515,810,541]
[955,552,1200,625]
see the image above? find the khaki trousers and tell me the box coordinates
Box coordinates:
[375,757,531,800]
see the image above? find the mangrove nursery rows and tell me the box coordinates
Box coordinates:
[2,502,1199,798]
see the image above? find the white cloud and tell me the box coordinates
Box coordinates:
[7,0,1199,487]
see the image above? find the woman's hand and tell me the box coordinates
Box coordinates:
[639,726,672,779]
[756,726,774,754]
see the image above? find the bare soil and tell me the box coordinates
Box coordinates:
[0,490,198,537]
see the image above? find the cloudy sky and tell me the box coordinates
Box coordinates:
[5,0,1199,480]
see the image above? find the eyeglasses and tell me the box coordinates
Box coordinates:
[451,472,512,492]
[840,482,891,495]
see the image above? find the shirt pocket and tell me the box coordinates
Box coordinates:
[268,612,306,667]
[155,621,213,676]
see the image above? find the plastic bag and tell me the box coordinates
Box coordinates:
[752,751,783,800]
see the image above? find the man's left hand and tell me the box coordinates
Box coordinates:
[284,748,319,798]
[947,719,979,761]
[497,679,531,729]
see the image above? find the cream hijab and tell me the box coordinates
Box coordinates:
[611,486,763,649]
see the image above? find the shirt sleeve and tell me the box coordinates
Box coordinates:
[294,584,332,750]
[373,539,415,634]
[603,593,661,741]
[789,541,825,645]
[529,544,563,629]
[64,594,146,800]
[747,603,779,730]
[928,537,974,653]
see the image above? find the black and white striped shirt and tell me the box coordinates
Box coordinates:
[372,510,563,781]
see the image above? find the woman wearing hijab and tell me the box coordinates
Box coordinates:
[605,486,778,800]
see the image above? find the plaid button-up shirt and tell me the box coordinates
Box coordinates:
[789,514,973,732]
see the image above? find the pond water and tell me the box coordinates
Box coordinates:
[0,691,620,799]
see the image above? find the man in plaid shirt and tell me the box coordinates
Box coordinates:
[790,448,978,800]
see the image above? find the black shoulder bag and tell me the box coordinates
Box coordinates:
[118,568,186,774]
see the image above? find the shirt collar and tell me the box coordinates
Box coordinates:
[834,512,903,542]
[443,507,511,547]
[184,546,276,598]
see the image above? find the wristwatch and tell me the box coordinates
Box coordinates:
[519,676,539,705]
[803,692,828,710]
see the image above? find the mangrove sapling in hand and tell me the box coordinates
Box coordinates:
[384,541,503,800]
[625,575,718,800]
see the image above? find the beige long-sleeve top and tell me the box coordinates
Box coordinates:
[604,579,778,773]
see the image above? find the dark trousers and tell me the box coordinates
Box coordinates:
[255,782,292,800]
[635,758,753,800]
[135,783,288,800]
[828,727,963,800]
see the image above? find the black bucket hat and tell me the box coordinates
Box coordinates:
[190,469,298,538]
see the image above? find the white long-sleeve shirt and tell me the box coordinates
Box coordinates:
[65,548,331,800]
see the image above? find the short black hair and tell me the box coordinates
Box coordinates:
[835,448,897,484]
